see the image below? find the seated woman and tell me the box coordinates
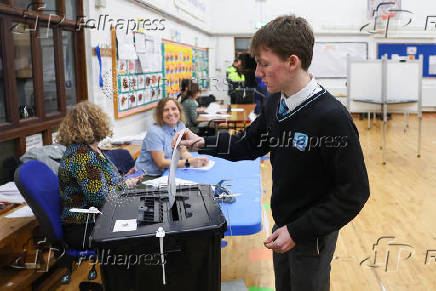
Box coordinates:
[135,97,208,177]
[56,101,141,282]
[181,82,205,134]
[57,101,141,249]
[176,78,192,102]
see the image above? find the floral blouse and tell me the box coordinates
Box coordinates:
[59,144,127,224]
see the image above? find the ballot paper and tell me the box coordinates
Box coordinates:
[5,205,34,218]
[168,128,187,209]
[113,219,137,232]
[143,176,197,187]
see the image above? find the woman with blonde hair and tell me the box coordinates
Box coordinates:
[57,101,141,251]
[135,97,208,178]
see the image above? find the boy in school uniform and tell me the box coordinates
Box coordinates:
[174,15,370,291]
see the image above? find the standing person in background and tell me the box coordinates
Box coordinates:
[227,57,245,103]
[226,58,240,78]
[135,98,208,178]
[174,15,369,291]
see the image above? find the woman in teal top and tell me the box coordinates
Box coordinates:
[135,98,208,176]
[181,82,204,134]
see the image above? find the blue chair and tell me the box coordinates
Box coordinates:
[14,160,97,284]
[102,148,135,175]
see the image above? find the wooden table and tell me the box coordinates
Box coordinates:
[0,204,37,251]
[0,204,74,290]
[198,104,256,131]
[0,204,44,290]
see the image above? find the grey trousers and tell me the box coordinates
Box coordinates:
[272,225,339,291]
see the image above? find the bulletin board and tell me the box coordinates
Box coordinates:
[111,28,164,119]
[192,48,209,89]
[310,42,368,78]
[162,40,210,98]
[377,43,436,78]
[162,40,193,99]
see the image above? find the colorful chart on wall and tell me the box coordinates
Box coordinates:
[162,41,193,99]
[112,28,164,119]
[192,48,209,89]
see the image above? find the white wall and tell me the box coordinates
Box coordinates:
[209,0,436,34]
[83,0,213,139]
[209,37,234,104]
[208,0,436,109]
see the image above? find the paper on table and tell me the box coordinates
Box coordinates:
[0,182,25,204]
[0,193,25,204]
[143,176,197,187]
[217,108,244,112]
[168,128,186,209]
[0,182,19,193]
[205,102,221,114]
[113,219,137,232]
[5,206,34,218]
[199,113,231,119]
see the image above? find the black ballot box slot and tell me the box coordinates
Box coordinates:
[91,184,227,291]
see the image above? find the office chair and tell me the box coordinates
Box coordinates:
[14,160,97,285]
[198,94,216,107]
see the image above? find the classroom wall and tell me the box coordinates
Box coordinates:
[209,0,436,109]
[209,0,436,34]
[83,0,213,139]
[208,36,234,104]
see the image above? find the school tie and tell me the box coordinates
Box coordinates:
[277,98,289,119]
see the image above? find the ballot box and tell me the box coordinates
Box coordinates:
[91,184,227,291]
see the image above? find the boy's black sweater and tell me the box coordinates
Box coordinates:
[199,88,370,243]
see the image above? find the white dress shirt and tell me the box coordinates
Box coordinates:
[281,74,322,113]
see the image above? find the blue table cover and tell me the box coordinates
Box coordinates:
[163,154,262,236]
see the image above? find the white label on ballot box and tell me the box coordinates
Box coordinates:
[113,219,137,232]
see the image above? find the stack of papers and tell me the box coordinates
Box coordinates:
[109,131,147,145]
[5,205,34,218]
[199,113,231,119]
[0,182,25,204]
[204,102,221,114]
